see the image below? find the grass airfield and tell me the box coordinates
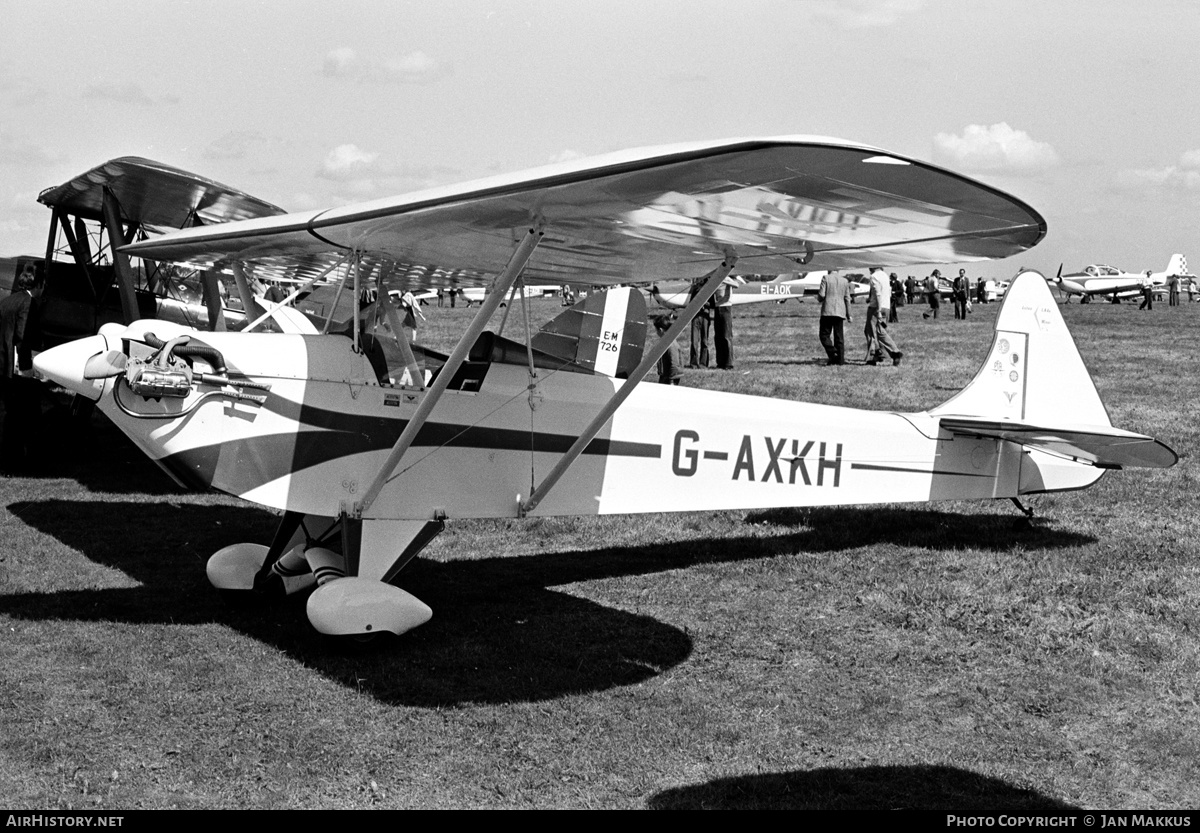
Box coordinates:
[0,290,1195,810]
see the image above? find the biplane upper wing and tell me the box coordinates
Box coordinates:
[121,136,1046,287]
[38,156,286,229]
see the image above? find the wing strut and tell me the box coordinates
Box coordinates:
[352,225,545,518]
[242,254,347,333]
[520,256,737,517]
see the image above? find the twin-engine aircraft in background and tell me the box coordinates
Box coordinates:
[34,136,1177,641]
[1051,254,1194,302]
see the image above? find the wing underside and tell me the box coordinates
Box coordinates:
[121,137,1046,291]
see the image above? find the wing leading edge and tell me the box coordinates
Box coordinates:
[122,136,1045,287]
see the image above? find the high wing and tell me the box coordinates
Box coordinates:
[122,136,1045,290]
[38,156,286,229]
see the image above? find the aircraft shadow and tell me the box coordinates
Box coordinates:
[647,764,1078,810]
[742,505,1090,553]
[4,500,1091,707]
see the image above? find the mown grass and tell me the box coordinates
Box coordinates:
[0,290,1195,809]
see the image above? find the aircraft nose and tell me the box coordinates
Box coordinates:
[33,334,111,401]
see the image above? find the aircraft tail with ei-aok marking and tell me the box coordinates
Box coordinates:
[926,270,1176,495]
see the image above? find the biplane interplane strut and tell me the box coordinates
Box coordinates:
[34,136,1176,639]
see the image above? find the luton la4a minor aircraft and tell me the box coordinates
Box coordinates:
[34,136,1177,640]
[1051,254,1194,302]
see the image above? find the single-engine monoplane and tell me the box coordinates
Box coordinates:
[34,136,1177,639]
[1051,254,1193,303]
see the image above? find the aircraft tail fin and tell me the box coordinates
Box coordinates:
[930,270,1109,426]
[531,286,647,378]
[1166,253,1188,276]
[930,270,1177,470]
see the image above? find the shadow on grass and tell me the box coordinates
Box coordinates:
[3,394,181,495]
[647,764,1077,810]
[5,498,1091,707]
[751,357,830,367]
[745,505,1094,552]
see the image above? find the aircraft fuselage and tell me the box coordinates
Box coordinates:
[69,322,1095,523]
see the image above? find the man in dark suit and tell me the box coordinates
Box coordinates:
[1,271,37,471]
[711,281,734,370]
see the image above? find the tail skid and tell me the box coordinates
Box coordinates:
[930,271,1176,470]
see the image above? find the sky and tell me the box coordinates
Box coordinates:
[2,0,1198,278]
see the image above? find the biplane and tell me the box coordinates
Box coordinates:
[33,157,317,342]
[33,136,1177,639]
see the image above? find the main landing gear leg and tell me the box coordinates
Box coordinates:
[206,511,333,597]
[205,513,445,638]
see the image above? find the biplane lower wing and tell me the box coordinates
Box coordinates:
[33,138,1174,641]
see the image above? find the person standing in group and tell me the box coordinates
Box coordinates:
[923,270,942,319]
[711,281,734,370]
[1168,273,1180,307]
[952,268,969,319]
[889,273,903,322]
[1140,281,1154,310]
[0,271,37,472]
[864,268,903,366]
[687,278,711,368]
[905,275,916,305]
[817,268,852,365]
[653,314,684,385]
[976,277,987,304]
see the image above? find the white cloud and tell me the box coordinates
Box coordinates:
[802,0,926,29]
[322,47,450,84]
[1118,150,1200,191]
[319,144,381,180]
[932,123,1060,174]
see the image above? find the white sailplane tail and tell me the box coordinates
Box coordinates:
[929,270,1176,470]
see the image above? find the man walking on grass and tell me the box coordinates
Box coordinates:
[865,268,903,366]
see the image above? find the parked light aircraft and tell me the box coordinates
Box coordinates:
[649,272,868,310]
[31,157,324,342]
[34,136,1176,640]
[1051,254,1192,302]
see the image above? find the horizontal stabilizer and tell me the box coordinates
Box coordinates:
[940,417,1178,469]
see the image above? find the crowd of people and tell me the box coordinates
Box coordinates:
[650,266,1012,385]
